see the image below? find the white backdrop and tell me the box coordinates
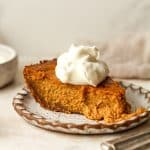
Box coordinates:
[0,0,150,57]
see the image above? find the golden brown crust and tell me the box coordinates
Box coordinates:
[24,59,146,123]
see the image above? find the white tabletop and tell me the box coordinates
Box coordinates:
[0,57,150,150]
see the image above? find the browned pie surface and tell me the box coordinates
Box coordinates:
[24,59,145,123]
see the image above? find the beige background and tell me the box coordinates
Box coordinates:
[0,0,150,57]
[0,1,150,150]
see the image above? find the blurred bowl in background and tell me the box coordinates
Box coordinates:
[0,44,18,88]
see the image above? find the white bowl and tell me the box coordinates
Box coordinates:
[0,44,18,88]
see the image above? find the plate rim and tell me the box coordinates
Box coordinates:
[12,81,150,134]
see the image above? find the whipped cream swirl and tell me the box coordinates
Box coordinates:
[55,44,109,87]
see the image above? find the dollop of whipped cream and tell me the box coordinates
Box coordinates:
[55,44,109,87]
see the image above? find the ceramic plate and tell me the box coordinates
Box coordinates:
[13,81,150,134]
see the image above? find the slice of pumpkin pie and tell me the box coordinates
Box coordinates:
[23,45,145,123]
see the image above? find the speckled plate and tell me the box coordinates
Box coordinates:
[13,81,150,134]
